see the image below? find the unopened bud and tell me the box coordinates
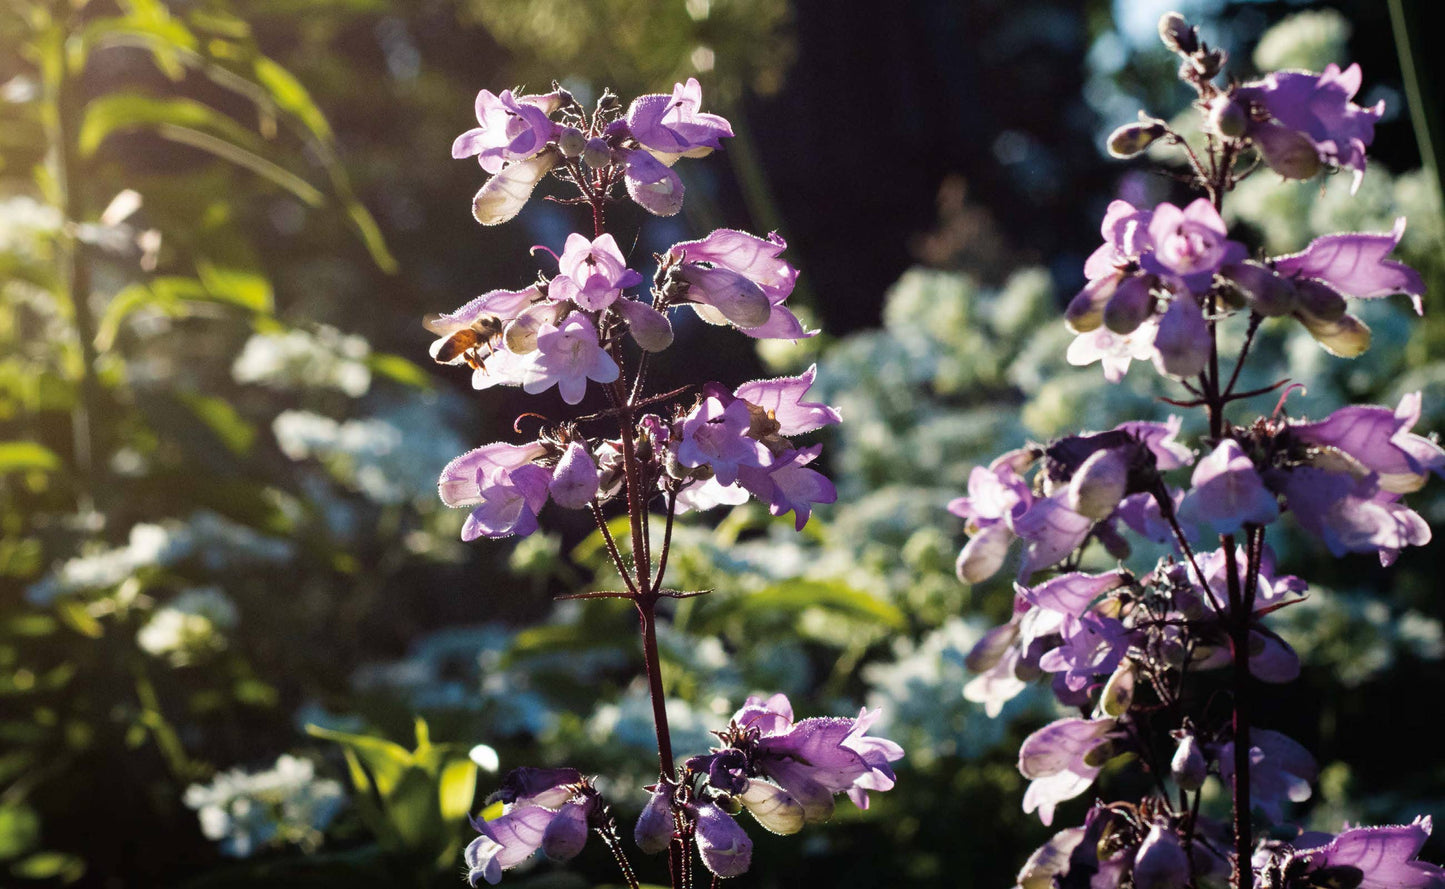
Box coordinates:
[1294,279,1346,322]
[1254,123,1322,181]
[1158,13,1197,55]
[1068,448,1130,520]
[1065,276,1116,333]
[1298,310,1371,358]
[1191,47,1227,81]
[1099,660,1136,717]
[582,137,612,169]
[634,787,674,854]
[557,126,587,158]
[1170,734,1207,790]
[1103,274,1156,334]
[1224,262,1296,317]
[1208,96,1249,138]
[1153,297,1210,378]
[1108,120,1167,158]
[1082,739,1117,769]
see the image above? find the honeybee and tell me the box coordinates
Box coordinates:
[425,313,504,367]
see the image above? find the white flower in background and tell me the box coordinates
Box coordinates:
[183,754,344,858]
[232,325,372,397]
[26,511,293,605]
[136,586,239,666]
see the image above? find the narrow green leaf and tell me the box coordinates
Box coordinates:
[0,442,60,474]
[54,600,104,639]
[196,260,274,313]
[154,124,324,205]
[437,758,478,823]
[252,56,332,141]
[365,353,430,389]
[79,94,256,157]
[175,392,255,456]
[306,725,413,796]
[734,579,907,630]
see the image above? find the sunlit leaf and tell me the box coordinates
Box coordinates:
[175,392,256,456]
[0,442,60,474]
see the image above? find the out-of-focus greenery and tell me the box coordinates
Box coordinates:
[3,2,1444,888]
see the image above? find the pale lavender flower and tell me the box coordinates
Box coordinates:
[1133,822,1191,889]
[1142,198,1246,293]
[693,801,752,878]
[465,767,595,886]
[676,396,769,486]
[620,149,685,217]
[1180,439,1280,535]
[548,441,599,509]
[1017,716,1120,825]
[439,442,551,540]
[521,314,619,404]
[1290,817,1445,889]
[1214,728,1316,823]
[547,233,643,311]
[1290,392,1445,494]
[736,444,837,530]
[667,229,809,339]
[1273,219,1426,316]
[1237,64,1384,190]
[453,89,562,175]
[1067,320,1159,382]
[733,365,842,435]
[625,78,733,158]
[1280,468,1430,565]
[1151,295,1211,378]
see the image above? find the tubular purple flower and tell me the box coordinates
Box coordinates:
[1133,823,1190,889]
[620,149,686,217]
[521,314,619,405]
[1151,296,1210,378]
[668,229,810,339]
[1215,727,1316,823]
[634,786,674,854]
[625,78,734,158]
[733,365,842,435]
[1272,219,1426,316]
[453,89,562,175]
[736,445,837,530]
[693,801,752,878]
[676,396,770,486]
[614,297,674,351]
[1180,439,1279,535]
[1237,63,1384,191]
[440,442,552,540]
[1142,199,1246,293]
[548,441,600,509]
[1290,817,1445,889]
[464,767,594,886]
[1290,392,1445,494]
[548,233,643,311]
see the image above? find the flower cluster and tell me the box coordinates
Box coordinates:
[962,15,1445,889]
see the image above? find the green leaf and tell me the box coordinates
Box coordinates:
[78,11,199,80]
[0,803,40,860]
[54,600,103,639]
[733,579,907,631]
[306,725,412,796]
[10,851,85,881]
[79,94,257,158]
[437,758,478,823]
[0,442,60,474]
[252,56,331,141]
[383,767,444,853]
[365,353,430,389]
[195,261,274,313]
[175,392,255,456]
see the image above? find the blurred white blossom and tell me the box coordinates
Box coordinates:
[184,754,344,858]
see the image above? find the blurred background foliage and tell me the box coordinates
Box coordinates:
[1,0,1442,886]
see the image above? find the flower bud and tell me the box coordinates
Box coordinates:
[1224,262,1295,317]
[739,779,804,836]
[1298,310,1371,358]
[1108,120,1167,158]
[1068,448,1129,520]
[694,802,753,878]
[541,803,590,861]
[1254,123,1322,181]
[582,137,612,169]
[634,786,674,854]
[1294,279,1346,322]
[1208,96,1249,138]
[1103,275,1156,334]
[1153,297,1210,378]
[1134,823,1190,889]
[1158,13,1197,54]
[1171,734,1206,790]
[557,126,587,158]
[1098,660,1136,717]
[965,621,1020,673]
[1065,276,1115,333]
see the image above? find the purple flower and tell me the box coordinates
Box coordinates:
[625,78,733,157]
[464,767,595,886]
[1215,727,1316,823]
[1067,320,1159,383]
[1180,439,1279,535]
[453,89,562,175]
[693,801,752,878]
[425,286,544,365]
[1290,817,1445,889]
[439,442,552,540]
[1151,294,1211,378]
[733,365,842,435]
[730,693,904,820]
[547,233,643,311]
[676,396,770,486]
[1290,392,1445,494]
[1273,219,1426,317]
[521,314,619,404]
[1142,198,1246,293]
[548,441,599,509]
[1012,495,1096,580]
[736,444,837,530]
[667,229,809,339]
[1280,468,1430,565]
[1133,823,1191,889]
[620,148,685,217]
[634,786,674,854]
[1017,716,1120,825]
[1237,64,1385,191]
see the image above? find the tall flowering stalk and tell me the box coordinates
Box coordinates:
[432,81,900,886]
[959,14,1444,889]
